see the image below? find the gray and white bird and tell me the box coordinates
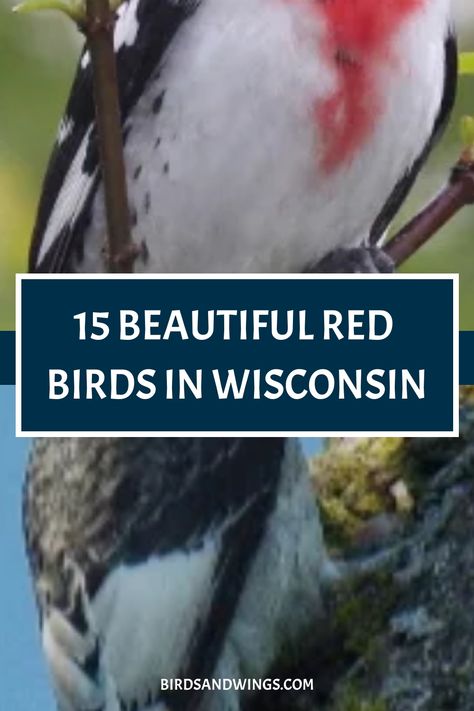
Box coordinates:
[24,0,458,710]
[24,438,332,711]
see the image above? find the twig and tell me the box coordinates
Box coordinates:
[84,0,136,272]
[384,155,474,267]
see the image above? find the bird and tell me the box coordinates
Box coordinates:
[28,0,457,275]
[24,0,458,710]
[24,437,333,711]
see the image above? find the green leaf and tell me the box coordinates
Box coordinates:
[460,115,474,150]
[13,0,86,23]
[459,52,474,76]
[13,0,125,23]
[460,116,474,163]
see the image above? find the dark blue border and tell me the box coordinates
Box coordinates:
[0,332,14,385]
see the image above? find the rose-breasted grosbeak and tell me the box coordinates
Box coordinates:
[24,1,457,710]
[29,0,457,275]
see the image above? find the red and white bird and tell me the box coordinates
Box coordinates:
[24,2,458,711]
[29,0,457,275]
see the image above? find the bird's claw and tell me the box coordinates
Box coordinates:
[309,245,395,274]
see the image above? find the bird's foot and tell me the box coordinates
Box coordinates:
[310,246,395,274]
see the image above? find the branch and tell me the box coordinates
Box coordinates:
[84,0,136,272]
[384,153,474,268]
[15,0,136,270]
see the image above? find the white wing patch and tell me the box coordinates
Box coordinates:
[38,128,97,266]
[58,117,75,146]
[80,51,90,70]
[92,537,219,706]
[80,0,140,70]
[114,0,141,52]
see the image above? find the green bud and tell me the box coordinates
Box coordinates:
[460,116,474,161]
[13,0,86,23]
[459,52,474,77]
[13,0,125,24]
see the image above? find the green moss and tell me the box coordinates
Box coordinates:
[334,570,397,658]
[334,685,388,711]
[310,438,413,549]
[460,386,474,407]
[323,568,398,711]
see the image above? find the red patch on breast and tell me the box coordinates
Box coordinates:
[298,0,425,172]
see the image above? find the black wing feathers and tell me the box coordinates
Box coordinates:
[30,0,199,273]
[369,32,458,243]
[24,437,284,603]
[24,437,284,709]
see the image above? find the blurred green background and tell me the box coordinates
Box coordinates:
[0,0,473,329]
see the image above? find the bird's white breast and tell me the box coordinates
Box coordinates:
[81,0,450,274]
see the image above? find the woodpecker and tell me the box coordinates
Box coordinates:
[24,1,458,710]
[24,438,332,711]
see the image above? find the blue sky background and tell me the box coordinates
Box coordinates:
[0,386,54,709]
[0,385,321,709]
